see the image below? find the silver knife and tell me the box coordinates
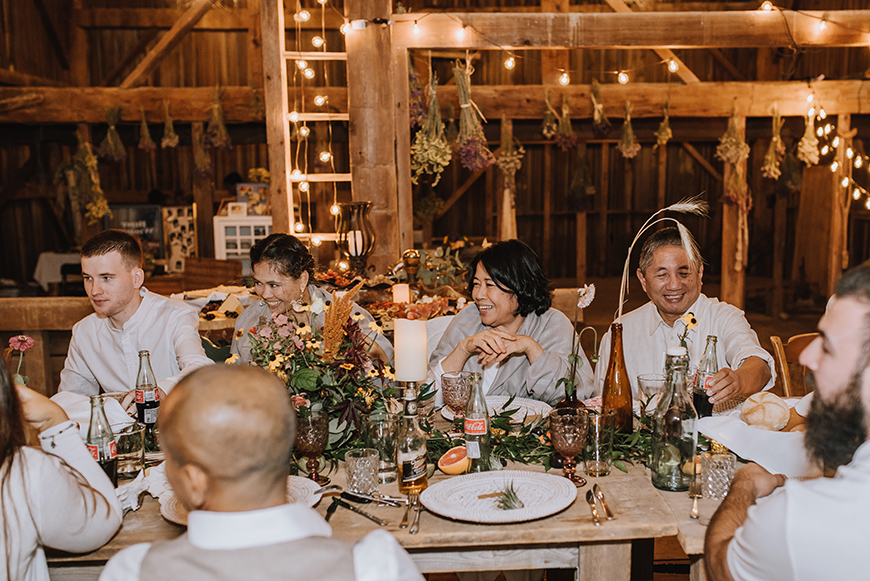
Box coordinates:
[336,499,389,526]
[593,484,615,520]
[585,490,602,526]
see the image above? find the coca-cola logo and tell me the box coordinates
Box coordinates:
[464,418,486,435]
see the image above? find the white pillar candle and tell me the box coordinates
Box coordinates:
[394,318,428,382]
[392,283,410,304]
[347,230,363,256]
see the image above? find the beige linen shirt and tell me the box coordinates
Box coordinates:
[594,294,775,399]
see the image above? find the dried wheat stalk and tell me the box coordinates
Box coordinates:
[322,280,364,361]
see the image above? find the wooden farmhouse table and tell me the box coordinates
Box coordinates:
[47,462,683,581]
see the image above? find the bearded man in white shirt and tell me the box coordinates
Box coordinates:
[595,227,774,407]
[99,365,424,581]
[58,230,212,399]
[705,264,870,581]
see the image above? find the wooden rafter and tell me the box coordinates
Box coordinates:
[120,0,218,89]
[101,28,160,86]
[31,0,69,70]
[391,11,870,49]
[0,68,65,87]
[681,142,723,182]
[75,7,344,31]
[601,0,698,84]
[707,48,748,81]
[436,168,488,219]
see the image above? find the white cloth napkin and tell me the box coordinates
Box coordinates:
[50,391,135,440]
[115,462,172,512]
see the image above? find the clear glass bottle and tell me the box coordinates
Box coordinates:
[87,394,118,487]
[135,350,160,446]
[651,346,699,492]
[464,372,492,473]
[693,336,719,418]
[397,385,428,496]
[602,322,633,433]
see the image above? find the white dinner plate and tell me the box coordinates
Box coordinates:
[159,476,322,526]
[420,470,577,524]
[441,396,552,423]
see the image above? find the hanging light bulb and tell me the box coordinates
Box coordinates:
[312,36,325,48]
[295,10,311,22]
[338,260,349,271]
[831,161,839,172]
[318,0,328,4]
[330,203,341,215]
[413,21,420,34]
[667,60,679,73]
[289,110,300,123]
[847,148,854,159]
[299,181,310,192]
[819,17,827,31]
[857,157,864,169]
[340,22,350,34]
[291,168,302,177]
[816,127,824,137]
[760,1,773,10]
[854,189,862,200]
[311,236,322,246]
[807,93,814,103]
[559,72,570,86]
[296,59,308,70]
[824,124,832,135]
[842,177,850,188]
[865,198,870,210]
[821,145,830,155]
[833,136,841,148]
[314,95,327,106]
[819,108,827,119]
[294,222,305,232]
[319,151,332,163]
[303,68,316,79]
[298,125,310,138]
[617,71,629,85]
[808,107,815,117]
[504,56,516,70]
[456,26,466,40]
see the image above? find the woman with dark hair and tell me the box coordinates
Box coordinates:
[429,239,593,405]
[0,358,122,580]
[231,233,393,365]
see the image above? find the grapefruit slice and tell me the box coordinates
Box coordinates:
[438,445,471,475]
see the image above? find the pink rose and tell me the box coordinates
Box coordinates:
[8,335,34,352]
[258,327,273,339]
[274,313,289,326]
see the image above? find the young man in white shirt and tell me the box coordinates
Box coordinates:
[58,230,212,398]
[705,264,870,581]
[595,227,773,407]
[99,365,424,581]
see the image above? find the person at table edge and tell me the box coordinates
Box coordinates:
[58,230,213,398]
[99,365,423,581]
[705,264,870,581]
[429,239,593,407]
[594,227,774,405]
[230,233,393,366]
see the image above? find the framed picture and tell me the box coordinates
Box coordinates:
[105,204,165,259]
[236,183,270,216]
[227,202,248,217]
[162,206,198,273]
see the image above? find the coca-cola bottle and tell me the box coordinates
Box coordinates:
[693,336,718,418]
[135,350,159,446]
[464,372,492,473]
[87,394,118,487]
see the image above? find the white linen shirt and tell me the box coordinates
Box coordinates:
[594,294,775,399]
[2,420,123,581]
[727,440,870,581]
[99,503,424,581]
[59,288,214,395]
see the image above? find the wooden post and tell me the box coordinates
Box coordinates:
[260,0,292,233]
[598,143,610,276]
[540,0,570,86]
[721,116,747,308]
[247,0,264,89]
[543,144,552,273]
[191,122,214,258]
[772,193,787,318]
[576,142,588,286]
[656,144,667,210]
[347,0,400,273]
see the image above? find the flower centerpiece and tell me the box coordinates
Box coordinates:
[6,335,34,385]
[246,283,397,462]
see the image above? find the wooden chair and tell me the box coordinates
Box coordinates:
[771,333,819,397]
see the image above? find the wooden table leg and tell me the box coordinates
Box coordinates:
[577,541,631,581]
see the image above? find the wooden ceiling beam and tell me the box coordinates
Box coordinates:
[0,68,66,87]
[75,7,345,31]
[120,0,218,89]
[392,11,870,49]
[31,0,69,70]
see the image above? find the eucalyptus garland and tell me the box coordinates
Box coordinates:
[554,95,577,151]
[453,59,495,172]
[99,107,126,162]
[410,72,451,186]
[654,102,672,150]
[138,109,156,151]
[54,132,111,226]
[205,86,232,150]
[591,80,612,137]
[762,105,786,180]
[715,109,751,203]
[541,91,557,139]
[161,101,179,148]
[797,112,820,167]
[617,101,641,159]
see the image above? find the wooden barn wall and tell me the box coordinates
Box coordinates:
[0,0,70,82]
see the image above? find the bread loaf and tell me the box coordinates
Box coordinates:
[741,392,790,431]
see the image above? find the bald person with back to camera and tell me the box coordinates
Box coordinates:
[99,366,423,581]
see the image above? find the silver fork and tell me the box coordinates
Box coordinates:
[409,496,423,534]
[400,493,416,529]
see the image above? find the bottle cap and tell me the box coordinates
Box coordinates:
[666,346,688,356]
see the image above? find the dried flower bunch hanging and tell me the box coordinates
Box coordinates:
[138,109,156,151]
[591,80,611,137]
[205,86,232,150]
[617,101,641,159]
[161,101,179,148]
[797,110,820,167]
[410,70,452,186]
[193,131,212,178]
[654,102,672,150]
[715,108,751,202]
[541,91,557,139]
[554,95,578,151]
[453,59,495,172]
[408,56,425,129]
[495,123,525,177]
[55,132,112,226]
[99,107,126,162]
[762,104,786,180]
